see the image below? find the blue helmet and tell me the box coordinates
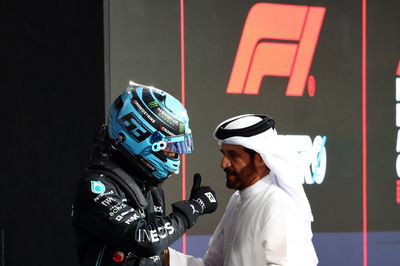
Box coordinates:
[107,81,193,180]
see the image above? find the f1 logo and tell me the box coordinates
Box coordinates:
[226,3,326,96]
[397,60,400,76]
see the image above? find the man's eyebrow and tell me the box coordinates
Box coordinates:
[228,150,237,155]
[223,149,239,156]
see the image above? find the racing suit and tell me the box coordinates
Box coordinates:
[72,154,190,266]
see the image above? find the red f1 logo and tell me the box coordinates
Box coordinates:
[397,180,400,204]
[226,3,326,96]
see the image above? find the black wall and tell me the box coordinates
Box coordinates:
[0,2,104,265]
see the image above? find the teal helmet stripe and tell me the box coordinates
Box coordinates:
[131,87,185,136]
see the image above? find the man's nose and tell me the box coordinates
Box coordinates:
[220,156,230,169]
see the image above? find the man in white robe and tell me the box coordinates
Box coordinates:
[165,114,318,266]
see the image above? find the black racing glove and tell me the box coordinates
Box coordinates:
[189,173,218,214]
[172,173,218,228]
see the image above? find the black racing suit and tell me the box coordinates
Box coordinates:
[72,155,189,266]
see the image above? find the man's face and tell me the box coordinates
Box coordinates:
[219,143,262,191]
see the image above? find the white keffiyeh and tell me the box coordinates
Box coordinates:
[213,114,314,222]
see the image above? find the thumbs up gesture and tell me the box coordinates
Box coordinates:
[189,173,218,214]
[172,173,218,228]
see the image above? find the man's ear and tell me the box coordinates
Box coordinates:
[254,153,265,167]
[255,153,270,175]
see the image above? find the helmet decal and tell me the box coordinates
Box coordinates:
[91,181,106,194]
[147,101,158,108]
[131,88,183,136]
[119,112,152,143]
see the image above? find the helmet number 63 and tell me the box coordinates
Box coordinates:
[119,112,151,143]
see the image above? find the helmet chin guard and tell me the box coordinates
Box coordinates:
[107,81,193,181]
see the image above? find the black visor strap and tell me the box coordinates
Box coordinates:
[215,114,275,140]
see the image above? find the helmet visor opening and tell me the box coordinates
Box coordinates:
[163,133,193,154]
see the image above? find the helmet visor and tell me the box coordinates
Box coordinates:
[164,133,194,154]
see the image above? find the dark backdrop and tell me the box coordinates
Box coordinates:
[0,1,104,265]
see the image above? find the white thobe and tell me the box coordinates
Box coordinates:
[169,174,318,266]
